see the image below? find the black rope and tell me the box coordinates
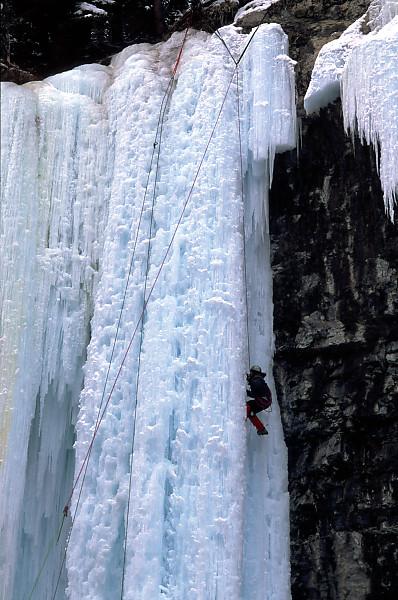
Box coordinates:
[235,68,251,367]
[214,29,237,65]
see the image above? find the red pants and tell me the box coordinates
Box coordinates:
[246,398,269,432]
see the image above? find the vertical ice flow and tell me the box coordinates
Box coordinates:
[68,24,295,600]
[0,24,296,600]
[0,69,110,600]
[241,27,294,600]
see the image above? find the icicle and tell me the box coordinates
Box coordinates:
[342,17,398,219]
[304,0,398,218]
[0,70,110,599]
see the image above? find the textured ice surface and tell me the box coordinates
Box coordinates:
[304,0,398,218]
[67,25,294,600]
[342,17,398,218]
[0,24,295,600]
[0,70,110,600]
[304,0,398,114]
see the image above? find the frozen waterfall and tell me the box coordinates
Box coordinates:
[0,24,296,600]
[304,0,398,218]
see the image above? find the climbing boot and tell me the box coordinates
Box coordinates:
[257,427,268,436]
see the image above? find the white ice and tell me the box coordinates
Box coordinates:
[304,0,398,218]
[304,0,398,115]
[0,69,111,600]
[342,17,398,218]
[0,23,295,600]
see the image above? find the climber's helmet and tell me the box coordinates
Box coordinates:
[250,365,265,376]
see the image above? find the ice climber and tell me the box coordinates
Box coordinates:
[246,365,272,435]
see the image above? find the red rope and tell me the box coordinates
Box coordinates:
[172,26,190,75]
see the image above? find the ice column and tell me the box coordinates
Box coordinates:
[240,24,295,600]
[0,67,110,600]
[66,29,249,600]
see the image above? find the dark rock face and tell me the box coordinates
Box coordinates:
[270,104,398,599]
[266,3,398,598]
[1,0,397,598]
[0,0,189,81]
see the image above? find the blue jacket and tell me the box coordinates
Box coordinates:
[247,375,272,402]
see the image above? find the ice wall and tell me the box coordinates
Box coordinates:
[0,71,110,599]
[304,0,398,218]
[240,27,294,600]
[67,24,295,600]
[0,23,295,600]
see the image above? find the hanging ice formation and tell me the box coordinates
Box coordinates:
[304,0,398,219]
[0,22,296,600]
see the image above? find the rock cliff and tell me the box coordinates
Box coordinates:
[271,102,398,599]
[1,1,397,598]
[267,2,398,598]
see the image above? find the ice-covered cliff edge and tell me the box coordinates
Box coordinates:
[304,0,398,218]
[1,23,295,600]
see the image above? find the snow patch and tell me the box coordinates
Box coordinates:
[235,0,281,27]
[76,2,110,17]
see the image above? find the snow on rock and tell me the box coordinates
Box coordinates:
[235,0,281,28]
[303,17,367,115]
[201,0,240,8]
[304,0,398,115]
[197,0,240,19]
[0,23,295,600]
[342,16,398,219]
[75,2,114,17]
